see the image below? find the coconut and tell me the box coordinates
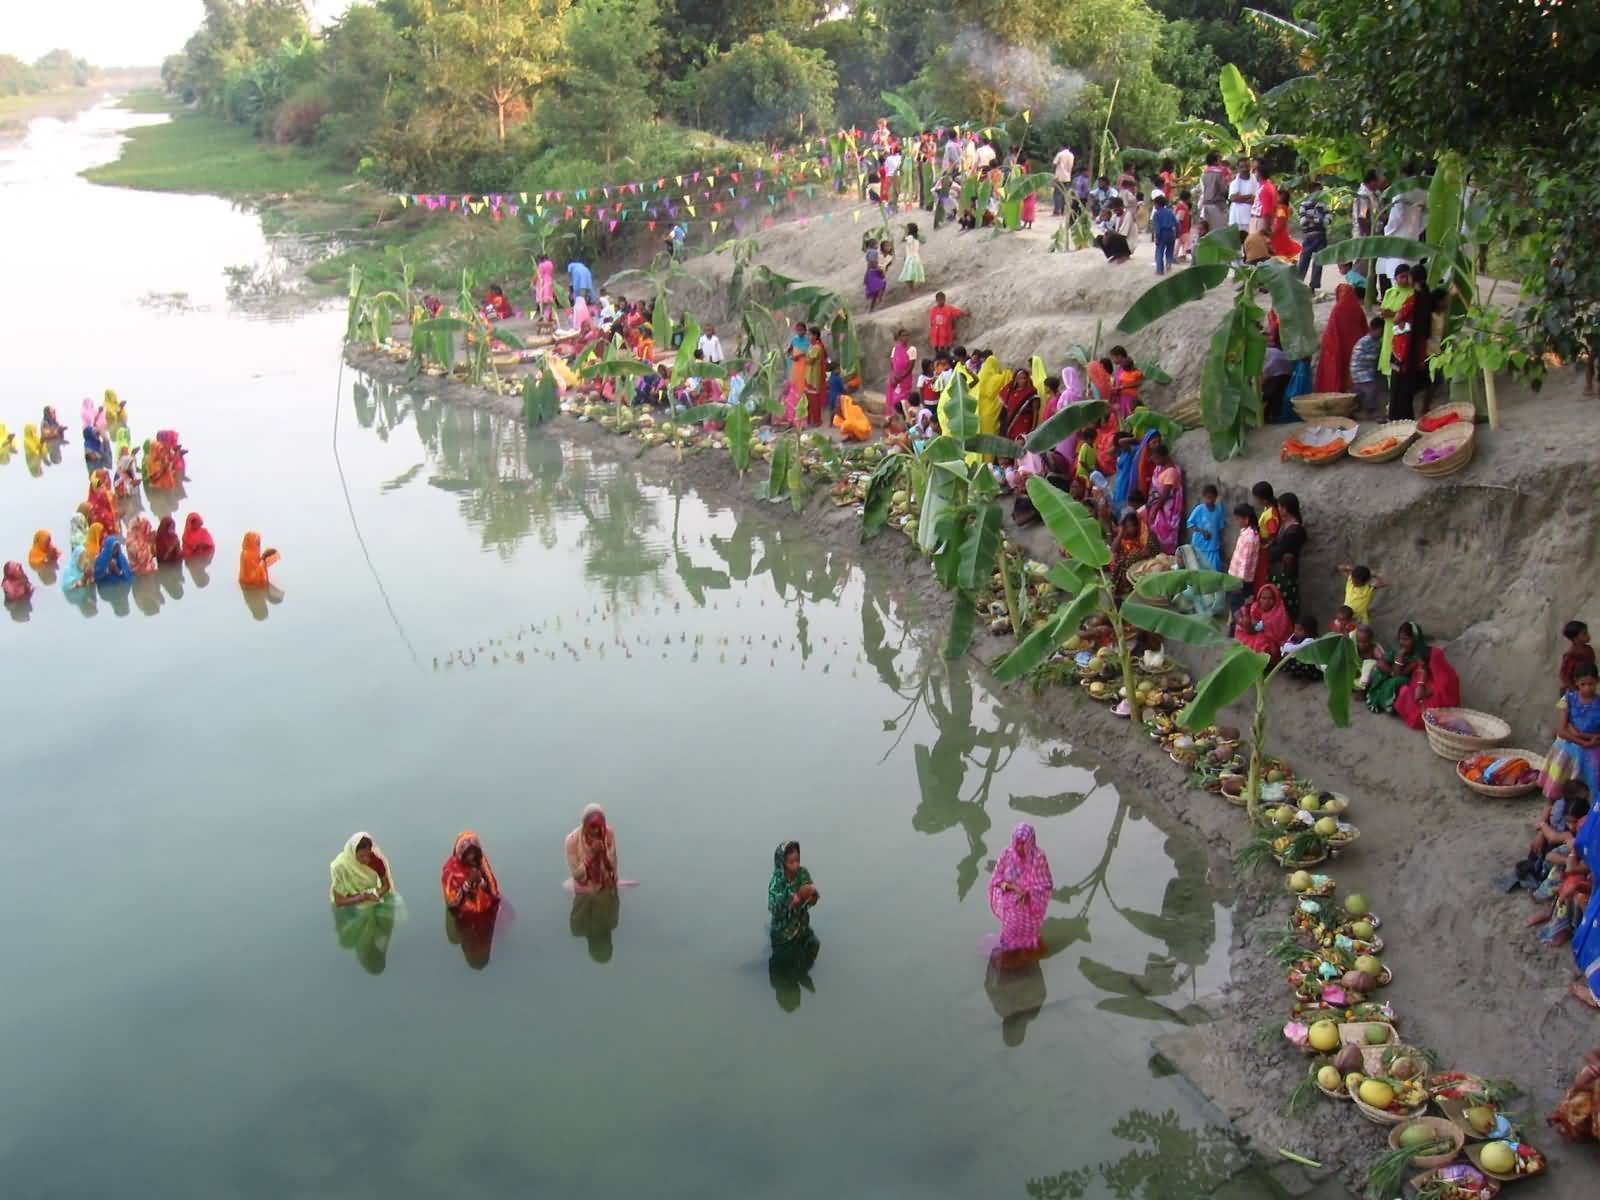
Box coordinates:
[1333,1044,1364,1074]
[1343,970,1377,994]
[1344,894,1370,916]
[890,489,908,506]
[1358,1079,1395,1109]
[1307,1020,1340,1052]
[1354,954,1383,978]
[1479,1141,1516,1175]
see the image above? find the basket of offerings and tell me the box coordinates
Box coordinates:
[1462,1141,1545,1183]
[1349,420,1419,463]
[1456,751,1544,797]
[1291,391,1358,419]
[1407,1163,1501,1199]
[1352,1075,1429,1125]
[1281,417,1358,465]
[1389,1117,1467,1170]
[1424,708,1511,760]
[1416,400,1477,432]
[1404,422,1475,478]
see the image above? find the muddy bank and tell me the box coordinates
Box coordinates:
[347,342,1597,1196]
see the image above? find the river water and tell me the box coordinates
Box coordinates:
[0,104,1283,1199]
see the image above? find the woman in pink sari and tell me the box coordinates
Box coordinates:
[885,329,915,425]
[989,822,1052,962]
[534,254,556,325]
[565,803,618,893]
[1144,442,1184,554]
[1234,583,1292,661]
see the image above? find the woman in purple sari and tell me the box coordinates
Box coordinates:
[1144,442,1185,554]
[988,823,1053,963]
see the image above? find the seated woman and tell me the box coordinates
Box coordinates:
[329,832,394,906]
[156,430,187,479]
[238,532,281,589]
[103,389,127,426]
[483,283,514,321]
[1369,622,1461,728]
[82,423,107,466]
[988,822,1052,965]
[768,840,819,951]
[440,831,501,916]
[565,804,618,893]
[40,406,66,442]
[3,561,33,605]
[1365,622,1434,717]
[1108,511,1159,598]
[832,393,872,442]
[1234,583,1293,662]
[93,532,132,584]
[1541,663,1600,806]
[86,470,119,533]
[114,444,140,497]
[28,529,59,570]
[181,512,215,558]
[154,516,182,566]
[124,516,158,575]
[144,438,178,490]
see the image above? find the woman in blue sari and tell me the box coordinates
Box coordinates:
[1569,808,1599,1009]
[1540,663,1600,803]
[93,533,131,584]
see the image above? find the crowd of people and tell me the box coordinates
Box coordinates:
[0,391,284,614]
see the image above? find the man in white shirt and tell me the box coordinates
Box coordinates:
[975,141,997,169]
[1051,144,1075,216]
[1227,158,1256,231]
[697,325,724,364]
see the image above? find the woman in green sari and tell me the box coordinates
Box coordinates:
[1365,621,1428,714]
[768,841,819,949]
[330,832,398,974]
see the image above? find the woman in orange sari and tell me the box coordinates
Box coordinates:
[440,831,501,916]
[1269,190,1301,260]
[238,532,280,588]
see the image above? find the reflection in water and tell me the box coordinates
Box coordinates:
[768,934,821,1013]
[243,583,285,622]
[445,907,500,970]
[331,902,397,975]
[1027,1108,1250,1199]
[985,953,1047,1047]
[568,890,621,963]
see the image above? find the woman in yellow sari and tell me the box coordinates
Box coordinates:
[975,354,1007,436]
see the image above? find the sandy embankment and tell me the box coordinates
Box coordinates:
[345,205,1600,1195]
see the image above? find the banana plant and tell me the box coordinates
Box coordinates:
[1173,63,1300,163]
[409,316,469,378]
[1117,226,1319,459]
[1122,575,1357,823]
[996,171,1054,234]
[880,89,950,138]
[713,236,763,315]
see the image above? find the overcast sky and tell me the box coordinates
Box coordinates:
[5,1,354,68]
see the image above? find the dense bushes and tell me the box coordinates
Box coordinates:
[682,36,837,143]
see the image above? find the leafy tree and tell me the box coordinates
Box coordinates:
[542,0,662,163]
[317,4,415,160]
[657,0,827,78]
[688,34,836,142]
[243,0,310,53]
[431,0,571,141]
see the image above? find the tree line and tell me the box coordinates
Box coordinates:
[0,48,93,96]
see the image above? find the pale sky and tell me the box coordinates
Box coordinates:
[4,1,355,69]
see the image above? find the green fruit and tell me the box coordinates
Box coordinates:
[1273,805,1297,827]
[1358,1079,1395,1109]
[890,490,908,506]
[1480,1141,1516,1175]
[1467,1105,1496,1135]
[1364,1024,1390,1045]
[1266,768,1286,783]
[1300,794,1321,812]
[1345,1071,1365,1094]
[1316,1065,1341,1090]
[1354,954,1382,977]
[1289,870,1313,893]
[1314,816,1339,836]
[1351,920,1376,941]
[1397,1123,1434,1149]
[1344,894,1370,916]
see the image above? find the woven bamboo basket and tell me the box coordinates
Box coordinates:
[1455,749,1547,797]
[1388,1117,1465,1169]
[1349,420,1418,463]
[1424,707,1512,759]
[1353,1092,1427,1127]
[1292,391,1358,418]
[1419,399,1478,428]
[1404,422,1476,478]
[1282,416,1359,465]
[1408,1167,1500,1199]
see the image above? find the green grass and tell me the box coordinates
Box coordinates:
[0,86,98,118]
[82,106,351,198]
[114,89,187,115]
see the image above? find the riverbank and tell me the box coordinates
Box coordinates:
[343,312,1598,1194]
[0,77,153,142]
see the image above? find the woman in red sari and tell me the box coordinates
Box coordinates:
[441,831,502,916]
[1234,583,1293,661]
[1314,283,1369,393]
[86,470,119,534]
[1269,191,1301,260]
[998,369,1039,440]
[1393,644,1461,730]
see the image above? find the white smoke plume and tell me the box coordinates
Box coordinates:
[943,28,1087,122]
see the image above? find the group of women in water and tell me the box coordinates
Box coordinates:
[1,392,285,612]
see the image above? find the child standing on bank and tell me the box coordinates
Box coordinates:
[1185,483,1226,571]
[1336,562,1389,625]
[1561,620,1595,692]
[1151,195,1179,275]
[928,292,965,356]
[1350,316,1385,418]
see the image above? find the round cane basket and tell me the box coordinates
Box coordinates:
[1420,400,1478,428]
[1282,416,1358,465]
[1292,391,1358,419]
[1404,422,1475,478]
[1456,749,1547,797]
[1388,1117,1465,1169]
[1424,707,1511,760]
[1353,1094,1426,1127]
[1349,420,1418,463]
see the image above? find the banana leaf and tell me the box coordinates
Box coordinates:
[1121,602,1232,646]
[945,594,977,660]
[993,586,1100,682]
[1131,568,1243,600]
[917,460,959,553]
[1046,561,1091,593]
[675,403,730,424]
[938,375,979,440]
[1124,408,1184,448]
[1024,398,1108,453]
[786,436,805,514]
[725,404,751,473]
[1177,644,1269,730]
[1312,236,1431,268]
[759,434,792,502]
[965,434,1024,460]
[1133,361,1172,385]
[489,324,525,351]
[1116,267,1230,333]
[1288,633,1359,727]
[1219,64,1263,151]
[522,371,558,425]
[1024,478,1110,567]
[671,314,701,387]
[1193,226,1243,267]
[957,500,1004,590]
[860,450,908,541]
[1255,261,1319,359]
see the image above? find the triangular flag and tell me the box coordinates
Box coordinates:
[1022,110,1031,123]
[686,205,696,217]
[581,218,590,230]
[398,194,409,208]
[609,220,618,232]
[709,220,718,232]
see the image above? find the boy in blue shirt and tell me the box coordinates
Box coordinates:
[1151,195,1179,275]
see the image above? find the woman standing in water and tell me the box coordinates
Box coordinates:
[441,831,501,916]
[565,804,618,892]
[988,823,1052,964]
[768,841,820,949]
[330,833,393,905]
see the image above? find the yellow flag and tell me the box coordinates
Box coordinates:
[519,192,527,203]
[675,175,683,186]
[710,220,718,232]
[686,205,696,217]
[852,210,859,222]
[1023,110,1031,123]
[398,194,409,208]
[581,217,590,230]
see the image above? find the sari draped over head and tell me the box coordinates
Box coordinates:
[440,831,501,916]
[1379,284,1415,377]
[238,532,279,588]
[29,530,58,569]
[80,398,100,432]
[182,513,215,558]
[1570,812,1600,1010]
[1086,360,1113,407]
[988,823,1053,952]
[1235,583,1293,659]
[1365,622,1431,714]
[84,522,105,562]
[1147,460,1185,554]
[768,840,816,949]
[999,374,1039,440]
[1185,501,1226,572]
[565,803,618,893]
[976,357,1007,436]
[156,430,185,477]
[23,424,42,457]
[886,340,915,416]
[104,389,125,424]
[1539,688,1600,803]
[82,424,106,463]
[329,832,392,902]
[1315,284,1369,393]
[145,439,177,490]
[125,517,157,575]
[832,394,871,441]
[93,534,131,584]
[154,516,181,565]
[41,406,66,440]
[113,426,132,456]
[1393,644,1460,729]
[61,548,92,593]
[69,513,87,553]
[3,562,32,604]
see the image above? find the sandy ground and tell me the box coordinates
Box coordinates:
[344,208,1600,1195]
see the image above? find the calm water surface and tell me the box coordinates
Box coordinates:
[1,105,1273,1199]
